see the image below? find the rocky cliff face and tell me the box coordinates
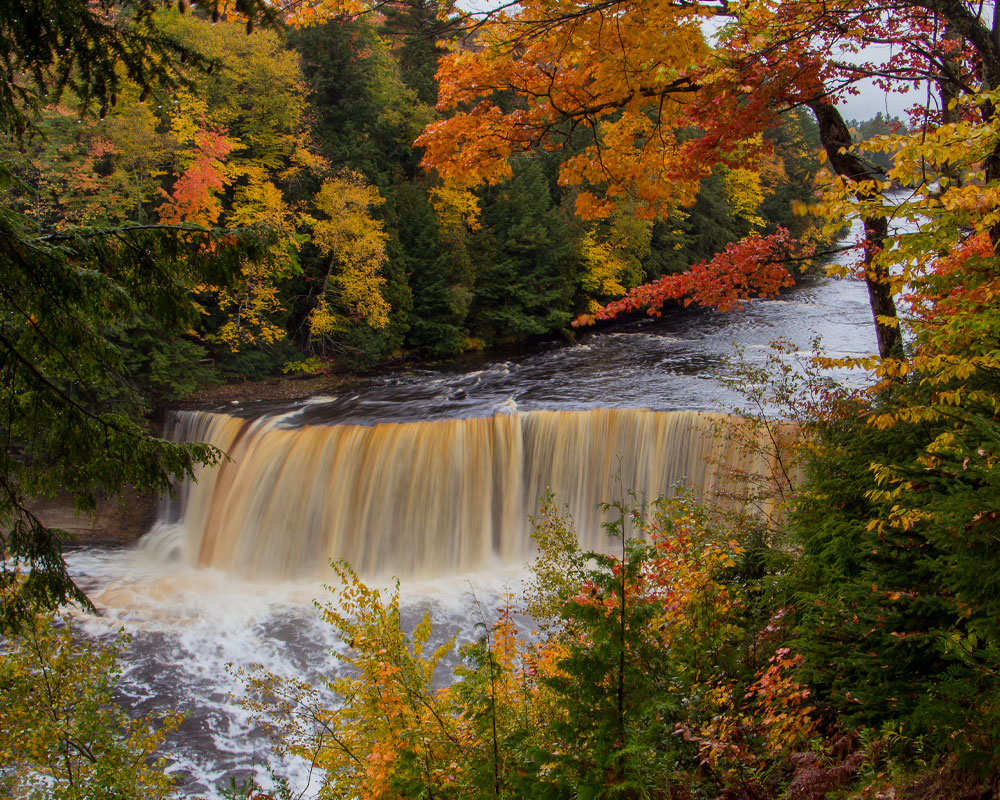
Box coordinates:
[31,488,157,546]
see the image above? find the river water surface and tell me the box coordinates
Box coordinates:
[66,261,878,797]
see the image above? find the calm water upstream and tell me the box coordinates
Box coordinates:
[65,252,878,796]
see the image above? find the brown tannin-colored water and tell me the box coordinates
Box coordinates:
[144,408,791,579]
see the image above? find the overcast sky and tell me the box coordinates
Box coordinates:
[818,39,929,123]
[837,81,923,122]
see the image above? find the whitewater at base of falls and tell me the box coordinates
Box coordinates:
[140,407,792,581]
[66,407,792,796]
[67,547,529,799]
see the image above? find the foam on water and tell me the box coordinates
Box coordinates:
[66,547,526,798]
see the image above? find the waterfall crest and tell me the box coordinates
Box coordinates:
[142,408,788,579]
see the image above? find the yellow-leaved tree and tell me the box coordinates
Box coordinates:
[215,177,305,350]
[428,181,481,238]
[0,611,180,800]
[238,562,462,800]
[576,206,652,313]
[309,170,391,353]
[722,166,766,231]
[578,230,630,312]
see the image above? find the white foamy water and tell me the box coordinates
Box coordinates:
[66,547,526,798]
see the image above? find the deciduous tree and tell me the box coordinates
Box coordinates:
[0,0,277,628]
[412,0,1000,358]
[0,610,180,799]
[308,170,392,351]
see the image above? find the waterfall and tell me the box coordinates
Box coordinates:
[141,408,791,580]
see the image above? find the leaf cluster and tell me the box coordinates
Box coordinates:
[0,610,180,799]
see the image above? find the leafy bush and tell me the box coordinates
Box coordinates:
[0,611,180,800]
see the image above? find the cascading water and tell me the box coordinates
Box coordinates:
[141,408,790,580]
[63,262,876,798]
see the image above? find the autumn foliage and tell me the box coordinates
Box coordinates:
[156,122,234,226]
[239,493,824,799]
[10,0,1000,796]
[0,610,180,800]
[416,0,771,220]
[573,227,802,325]
[309,170,391,343]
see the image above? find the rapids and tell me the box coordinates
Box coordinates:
[65,262,878,797]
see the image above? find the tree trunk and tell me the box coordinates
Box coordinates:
[911,0,1000,245]
[809,100,902,359]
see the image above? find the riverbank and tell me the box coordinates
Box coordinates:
[170,265,850,413]
[173,373,358,408]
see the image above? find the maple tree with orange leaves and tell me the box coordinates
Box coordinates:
[411,0,1000,357]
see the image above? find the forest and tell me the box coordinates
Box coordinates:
[0,1,828,388]
[1,0,999,798]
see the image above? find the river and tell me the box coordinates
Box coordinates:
[65,262,877,797]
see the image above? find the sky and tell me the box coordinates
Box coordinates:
[837,80,923,122]
[824,39,929,123]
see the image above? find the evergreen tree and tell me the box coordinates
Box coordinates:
[0,0,271,142]
[470,160,575,344]
[0,0,276,629]
[390,184,468,356]
[289,18,430,186]
[642,170,745,279]
[379,0,459,106]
